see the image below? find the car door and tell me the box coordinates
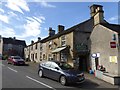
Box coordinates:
[42,62,51,77]
[49,62,61,80]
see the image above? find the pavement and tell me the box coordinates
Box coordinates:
[25,61,120,89]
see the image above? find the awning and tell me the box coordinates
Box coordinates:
[52,47,66,53]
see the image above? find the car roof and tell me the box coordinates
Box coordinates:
[40,60,66,64]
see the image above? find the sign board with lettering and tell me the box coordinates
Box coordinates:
[75,44,88,52]
[110,42,116,48]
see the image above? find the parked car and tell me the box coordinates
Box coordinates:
[7,56,25,65]
[38,61,85,85]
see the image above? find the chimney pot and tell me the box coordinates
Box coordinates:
[49,27,55,36]
[31,40,34,44]
[38,37,41,41]
[58,25,64,33]
[90,4,105,26]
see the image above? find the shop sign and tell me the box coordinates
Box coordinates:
[109,56,117,63]
[91,54,97,58]
[75,44,88,51]
[91,53,100,58]
[110,42,116,48]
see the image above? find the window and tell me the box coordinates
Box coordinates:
[61,35,66,46]
[44,62,51,67]
[50,62,59,69]
[35,53,37,59]
[8,44,12,49]
[31,46,33,50]
[43,54,46,60]
[49,41,52,49]
[40,44,42,51]
[31,54,33,59]
[40,52,42,61]
[35,44,37,49]
[48,54,52,61]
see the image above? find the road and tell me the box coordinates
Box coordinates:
[1,60,119,90]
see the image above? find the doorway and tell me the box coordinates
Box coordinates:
[79,55,88,71]
[95,57,99,70]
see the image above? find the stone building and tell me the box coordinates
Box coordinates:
[90,4,120,85]
[24,4,120,84]
[0,36,26,58]
[24,37,42,62]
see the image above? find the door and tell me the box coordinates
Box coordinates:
[79,56,87,71]
[95,58,99,70]
[43,62,51,77]
[49,62,61,80]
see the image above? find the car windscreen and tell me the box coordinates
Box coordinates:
[13,56,21,59]
[58,62,73,70]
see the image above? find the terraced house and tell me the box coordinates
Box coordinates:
[24,4,120,85]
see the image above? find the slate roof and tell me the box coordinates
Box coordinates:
[41,18,94,43]
[101,23,120,33]
[3,37,26,46]
[26,18,120,46]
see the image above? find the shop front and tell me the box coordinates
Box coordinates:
[73,44,90,71]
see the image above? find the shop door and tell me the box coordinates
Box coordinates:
[79,56,87,71]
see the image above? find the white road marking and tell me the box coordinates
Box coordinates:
[7,67,18,73]
[26,76,56,90]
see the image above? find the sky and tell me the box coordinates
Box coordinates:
[0,0,119,45]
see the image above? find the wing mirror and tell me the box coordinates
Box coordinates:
[55,67,59,70]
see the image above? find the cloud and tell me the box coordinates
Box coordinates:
[40,0,56,8]
[0,8,4,13]
[8,11,18,17]
[6,0,30,14]
[33,0,56,8]
[20,16,45,38]
[0,14,9,23]
[109,16,118,21]
[0,27,15,37]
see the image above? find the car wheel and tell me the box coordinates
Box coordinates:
[38,70,44,78]
[60,76,67,86]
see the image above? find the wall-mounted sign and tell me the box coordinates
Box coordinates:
[96,53,100,57]
[109,56,117,63]
[110,42,116,48]
[75,44,88,52]
[112,34,116,41]
[91,53,100,58]
[91,54,97,58]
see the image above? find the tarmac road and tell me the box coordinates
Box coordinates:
[1,60,119,90]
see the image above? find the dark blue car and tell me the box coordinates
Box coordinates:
[38,61,85,85]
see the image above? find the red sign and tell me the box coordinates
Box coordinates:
[110,42,116,48]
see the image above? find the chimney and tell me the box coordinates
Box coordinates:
[38,37,41,41]
[49,27,55,36]
[90,4,105,26]
[58,25,64,33]
[31,40,34,44]
[13,37,16,39]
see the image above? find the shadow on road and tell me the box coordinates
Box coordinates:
[66,79,99,88]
